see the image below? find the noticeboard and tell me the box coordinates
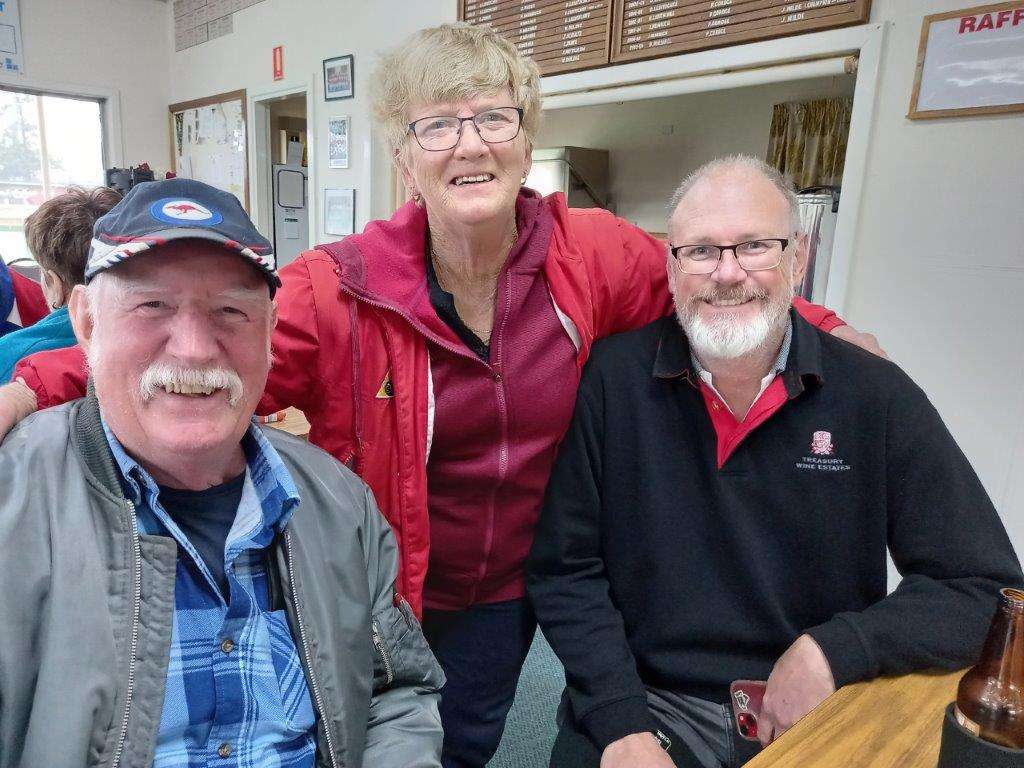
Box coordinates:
[169,89,249,210]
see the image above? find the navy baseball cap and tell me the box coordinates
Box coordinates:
[85,178,280,296]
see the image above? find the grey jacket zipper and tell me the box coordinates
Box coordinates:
[110,500,141,768]
[284,530,341,768]
[371,620,395,685]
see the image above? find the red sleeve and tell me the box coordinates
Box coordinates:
[602,218,675,338]
[793,295,846,332]
[259,255,324,416]
[14,345,88,408]
[568,211,674,341]
[9,270,48,327]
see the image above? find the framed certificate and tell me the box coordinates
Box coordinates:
[323,54,354,101]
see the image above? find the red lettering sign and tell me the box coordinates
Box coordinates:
[272,45,284,81]
[959,6,1024,33]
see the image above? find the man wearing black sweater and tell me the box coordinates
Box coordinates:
[527,156,1022,768]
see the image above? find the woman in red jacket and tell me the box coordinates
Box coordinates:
[2,23,880,768]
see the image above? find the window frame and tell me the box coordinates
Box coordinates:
[0,79,120,265]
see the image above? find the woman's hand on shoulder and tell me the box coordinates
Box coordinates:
[0,378,38,442]
[830,324,888,359]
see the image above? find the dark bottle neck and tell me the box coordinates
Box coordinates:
[978,588,1024,680]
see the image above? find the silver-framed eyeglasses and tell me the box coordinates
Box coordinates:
[408,107,524,151]
[669,238,790,275]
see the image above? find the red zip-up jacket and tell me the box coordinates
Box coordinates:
[13,191,841,616]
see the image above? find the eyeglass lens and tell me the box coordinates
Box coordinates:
[412,108,521,150]
[675,240,786,274]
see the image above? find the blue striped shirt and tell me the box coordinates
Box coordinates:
[102,419,316,768]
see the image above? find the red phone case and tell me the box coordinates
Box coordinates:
[730,680,767,742]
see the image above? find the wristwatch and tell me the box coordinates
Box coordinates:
[652,729,672,752]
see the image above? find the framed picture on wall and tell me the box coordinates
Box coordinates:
[328,116,350,169]
[323,54,354,101]
[908,1,1024,119]
[324,188,355,236]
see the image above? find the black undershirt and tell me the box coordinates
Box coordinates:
[425,249,491,362]
[158,471,246,600]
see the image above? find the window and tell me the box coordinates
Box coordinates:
[0,88,105,265]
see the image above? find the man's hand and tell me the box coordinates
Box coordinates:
[758,634,836,747]
[830,324,888,359]
[0,378,37,442]
[601,732,676,768]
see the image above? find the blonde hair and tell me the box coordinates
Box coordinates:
[372,22,542,157]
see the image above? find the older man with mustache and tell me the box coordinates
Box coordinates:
[528,156,1022,768]
[0,179,443,768]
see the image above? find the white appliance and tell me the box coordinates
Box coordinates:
[272,162,308,267]
[796,188,840,304]
[526,146,610,209]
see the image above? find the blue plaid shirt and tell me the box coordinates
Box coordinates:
[103,419,316,768]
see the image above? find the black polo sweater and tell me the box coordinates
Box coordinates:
[527,311,1023,750]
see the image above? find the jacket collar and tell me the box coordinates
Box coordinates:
[653,308,824,397]
[72,386,129,502]
[315,189,554,352]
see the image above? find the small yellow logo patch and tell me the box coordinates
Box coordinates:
[376,371,394,399]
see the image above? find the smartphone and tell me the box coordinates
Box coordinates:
[730,680,767,742]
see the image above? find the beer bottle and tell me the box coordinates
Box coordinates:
[955,587,1024,749]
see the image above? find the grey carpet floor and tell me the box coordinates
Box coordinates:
[486,629,565,768]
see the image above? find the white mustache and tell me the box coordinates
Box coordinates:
[689,285,770,305]
[138,363,244,407]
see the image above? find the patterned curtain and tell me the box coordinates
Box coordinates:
[766,97,852,189]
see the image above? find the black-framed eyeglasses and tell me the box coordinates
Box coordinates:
[668,238,790,275]
[408,107,524,151]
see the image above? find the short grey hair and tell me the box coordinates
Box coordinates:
[82,271,127,323]
[668,155,802,234]
[371,22,542,157]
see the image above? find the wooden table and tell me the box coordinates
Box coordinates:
[265,406,310,440]
[748,669,964,767]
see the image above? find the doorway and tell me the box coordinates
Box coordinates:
[250,85,315,268]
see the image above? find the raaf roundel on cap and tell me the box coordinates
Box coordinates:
[149,197,224,226]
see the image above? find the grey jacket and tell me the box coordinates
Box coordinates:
[0,395,444,768]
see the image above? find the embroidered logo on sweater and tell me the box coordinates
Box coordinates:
[796,430,851,473]
[810,430,834,455]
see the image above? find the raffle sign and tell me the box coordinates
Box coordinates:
[0,0,24,75]
[909,1,1024,119]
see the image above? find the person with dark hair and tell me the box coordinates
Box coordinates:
[0,185,122,381]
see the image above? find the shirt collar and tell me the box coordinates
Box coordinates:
[653,309,824,396]
[101,416,301,537]
[689,317,792,384]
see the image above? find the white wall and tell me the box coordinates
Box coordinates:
[843,0,1024,542]
[0,0,172,172]
[537,75,854,232]
[167,0,457,244]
